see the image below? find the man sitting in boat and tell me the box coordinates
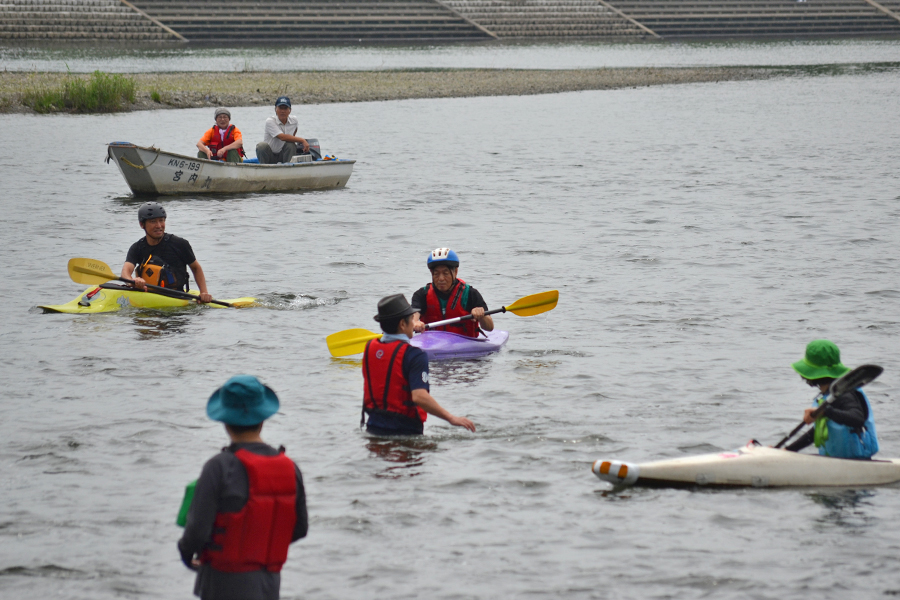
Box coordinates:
[196,108,245,163]
[362,294,476,436]
[121,202,213,303]
[255,96,310,165]
[411,248,493,338]
[786,339,879,459]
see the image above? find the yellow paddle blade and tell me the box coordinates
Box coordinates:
[326,328,381,357]
[68,257,117,284]
[505,290,559,317]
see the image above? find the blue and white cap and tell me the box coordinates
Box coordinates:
[275,96,291,108]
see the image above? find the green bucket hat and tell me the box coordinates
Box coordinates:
[791,340,851,380]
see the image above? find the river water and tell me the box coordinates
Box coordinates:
[1,55,900,599]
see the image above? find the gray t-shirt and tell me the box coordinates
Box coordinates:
[263,114,299,152]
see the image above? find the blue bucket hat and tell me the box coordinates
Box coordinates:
[207,375,279,426]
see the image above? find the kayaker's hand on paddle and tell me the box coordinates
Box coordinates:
[470,307,494,331]
[198,292,212,304]
[803,407,817,425]
[413,315,426,333]
[133,276,148,292]
[447,415,476,432]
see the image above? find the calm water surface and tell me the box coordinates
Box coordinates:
[1,39,900,72]
[1,68,899,599]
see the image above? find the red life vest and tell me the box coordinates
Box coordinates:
[207,124,245,160]
[422,278,479,338]
[362,339,426,424]
[200,449,297,573]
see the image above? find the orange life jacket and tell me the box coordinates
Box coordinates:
[207,124,245,160]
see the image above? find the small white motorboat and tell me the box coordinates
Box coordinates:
[592,442,900,488]
[107,142,355,195]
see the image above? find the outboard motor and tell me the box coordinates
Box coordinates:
[296,138,322,160]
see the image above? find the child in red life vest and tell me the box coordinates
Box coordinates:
[178,375,307,600]
[362,294,476,435]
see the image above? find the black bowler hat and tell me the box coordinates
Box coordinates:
[373,294,417,322]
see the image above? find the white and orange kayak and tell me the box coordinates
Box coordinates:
[592,442,900,488]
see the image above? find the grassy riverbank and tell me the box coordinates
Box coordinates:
[0,63,895,113]
[0,67,777,114]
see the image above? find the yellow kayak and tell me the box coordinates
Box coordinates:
[40,285,255,314]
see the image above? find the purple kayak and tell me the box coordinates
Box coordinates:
[410,329,509,360]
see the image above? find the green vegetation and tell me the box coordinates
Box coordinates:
[23,71,136,114]
[150,90,162,103]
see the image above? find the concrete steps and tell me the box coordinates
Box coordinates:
[128,0,495,42]
[0,0,182,41]
[442,0,646,37]
[604,0,900,37]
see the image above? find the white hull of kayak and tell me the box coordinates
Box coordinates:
[592,444,900,488]
[107,143,354,195]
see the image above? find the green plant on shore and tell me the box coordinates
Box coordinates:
[23,71,136,114]
[150,90,161,103]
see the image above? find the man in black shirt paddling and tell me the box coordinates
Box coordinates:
[121,202,213,303]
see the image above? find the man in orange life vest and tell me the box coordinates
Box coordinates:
[178,375,308,600]
[411,248,493,338]
[363,294,476,435]
[196,108,245,163]
[121,202,213,303]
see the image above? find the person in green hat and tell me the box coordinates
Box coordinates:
[785,340,879,459]
[177,375,308,600]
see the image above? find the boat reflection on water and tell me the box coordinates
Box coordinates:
[429,359,494,385]
[808,489,877,529]
[132,315,191,339]
[365,437,439,479]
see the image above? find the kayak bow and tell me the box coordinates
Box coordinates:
[592,442,900,488]
[411,329,509,360]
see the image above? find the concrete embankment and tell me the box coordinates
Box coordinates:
[1,67,781,114]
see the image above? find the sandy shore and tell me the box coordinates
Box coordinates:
[0,67,789,113]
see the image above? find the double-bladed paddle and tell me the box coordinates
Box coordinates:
[67,257,252,308]
[773,364,883,449]
[325,290,559,358]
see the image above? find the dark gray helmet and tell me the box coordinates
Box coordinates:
[138,202,166,223]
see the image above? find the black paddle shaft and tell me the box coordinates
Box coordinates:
[114,277,233,307]
[773,364,883,449]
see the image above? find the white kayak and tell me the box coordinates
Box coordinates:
[592,442,900,488]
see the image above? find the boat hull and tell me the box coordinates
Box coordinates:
[108,143,355,196]
[39,286,255,314]
[410,329,508,360]
[592,444,900,488]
